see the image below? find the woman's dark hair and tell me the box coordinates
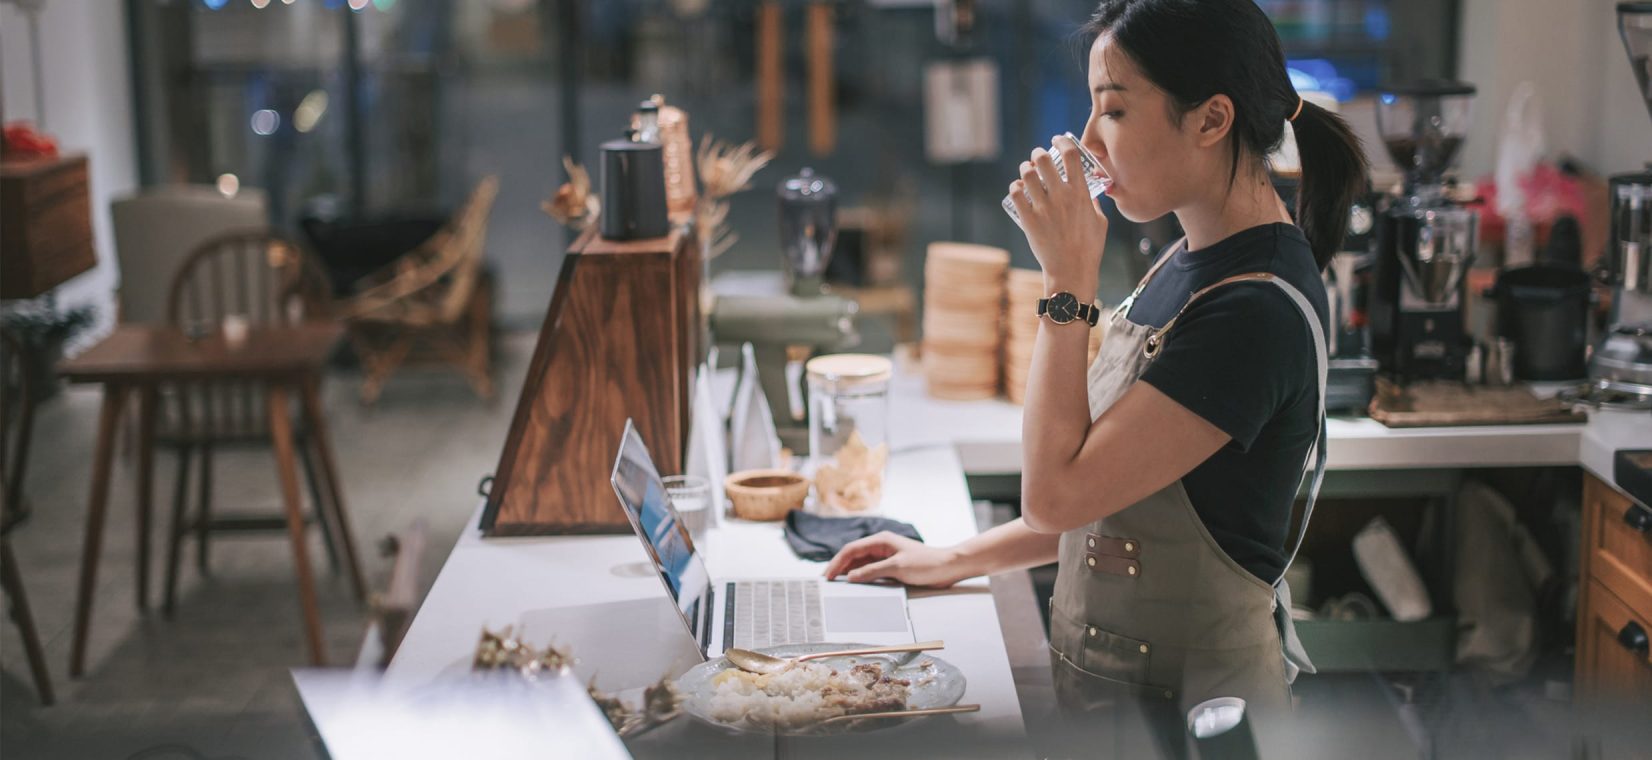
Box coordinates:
[1081,0,1368,270]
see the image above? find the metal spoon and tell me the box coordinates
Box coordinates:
[724,640,946,675]
[818,703,981,726]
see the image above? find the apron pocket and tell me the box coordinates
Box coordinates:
[1079,623,1154,685]
[1049,646,1176,706]
[1047,604,1173,702]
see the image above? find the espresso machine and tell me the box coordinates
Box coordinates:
[710,168,860,451]
[1579,3,1652,409]
[1369,80,1480,383]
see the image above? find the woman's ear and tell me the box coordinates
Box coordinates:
[1192,94,1235,148]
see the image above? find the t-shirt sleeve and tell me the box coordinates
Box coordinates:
[1138,283,1314,451]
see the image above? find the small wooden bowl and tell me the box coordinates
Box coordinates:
[724,470,810,521]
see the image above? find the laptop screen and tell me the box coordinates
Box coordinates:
[610,420,711,640]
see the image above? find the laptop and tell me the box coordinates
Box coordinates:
[610,419,915,659]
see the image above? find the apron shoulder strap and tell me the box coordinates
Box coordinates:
[1112,237,1186,321]
[1257,280,1328,587]
[1145,271,1329,583]
[1151,271,1328,681]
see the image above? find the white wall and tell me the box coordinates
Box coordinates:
[1,0,136,351]
[1457,0,1652,181]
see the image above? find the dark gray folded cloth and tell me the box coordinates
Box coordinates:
[782,510,924,562]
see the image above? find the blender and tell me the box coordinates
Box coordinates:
[1369,80,1480,383]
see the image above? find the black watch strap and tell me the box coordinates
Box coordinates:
[1078,303,1099,327]
[1037,296,1101,326]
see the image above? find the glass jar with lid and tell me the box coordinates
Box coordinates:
[806,354,892,514]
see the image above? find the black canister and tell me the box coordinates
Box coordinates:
[1492,264,1593,381]
[600,139,670,241]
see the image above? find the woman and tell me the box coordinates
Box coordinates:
[825,0,1366,729]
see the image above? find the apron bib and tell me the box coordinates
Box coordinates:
[1045,241,1328,748]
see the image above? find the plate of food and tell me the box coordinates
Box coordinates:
[676,642,968,736]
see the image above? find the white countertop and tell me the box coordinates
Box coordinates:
[887,370,1649,490]
[1581,409,1652,495]
[386,445,1030,759]
[377,361,1646,758]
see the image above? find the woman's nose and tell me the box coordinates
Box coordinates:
[1080,127,1107,162]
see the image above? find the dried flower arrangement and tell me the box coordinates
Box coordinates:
[470,626,682,738]
[541,156,600,230]
[694,135,774,260]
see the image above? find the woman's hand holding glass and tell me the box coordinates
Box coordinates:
[1007,135,1110,288]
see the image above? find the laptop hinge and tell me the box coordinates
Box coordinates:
[700,582,716,657]
[723,581,737,654]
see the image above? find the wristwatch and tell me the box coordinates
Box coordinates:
[1038,292,1101,326]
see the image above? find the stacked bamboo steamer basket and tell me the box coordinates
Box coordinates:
[1003,268,1104,404]
[922,243,1009,400]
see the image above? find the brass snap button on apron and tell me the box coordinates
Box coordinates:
[1124,541,1135,553]
[1088,626,1098,638]
[1127,565,1138,576]
[1087,537,1096,549]
[1086,556,1097,568]
[1139,644,1149,654]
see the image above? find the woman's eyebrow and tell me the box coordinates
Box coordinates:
[1093,83,1127,93]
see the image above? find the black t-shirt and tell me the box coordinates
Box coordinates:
[1129,223,1328,583]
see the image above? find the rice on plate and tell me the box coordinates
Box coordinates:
[707,661,911,731]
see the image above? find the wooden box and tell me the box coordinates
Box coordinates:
[1,154,96,299]
[481,227,701,535]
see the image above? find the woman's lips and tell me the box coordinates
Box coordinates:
[1092,165,1114,195]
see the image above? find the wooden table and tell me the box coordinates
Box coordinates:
[58,324,363,676]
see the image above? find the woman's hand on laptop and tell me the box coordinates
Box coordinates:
[823,532,965,588]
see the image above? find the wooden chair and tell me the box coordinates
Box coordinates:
[160,231,365,614]
[111,185,270,324]
[0,327,37,526]
[353,520,428,670]
[0,329,54,705]
[339,176,499,405]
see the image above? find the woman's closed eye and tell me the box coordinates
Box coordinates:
[1101,110,1125,120]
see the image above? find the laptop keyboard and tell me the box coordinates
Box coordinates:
[730,580,825,650]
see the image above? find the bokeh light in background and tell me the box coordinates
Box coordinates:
[1287,60,1358,103]
[250,109,281,136]
[293,90,328,133]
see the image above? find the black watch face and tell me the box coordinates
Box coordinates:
[1046,292,1079,323]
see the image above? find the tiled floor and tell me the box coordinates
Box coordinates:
[2,331,536,760]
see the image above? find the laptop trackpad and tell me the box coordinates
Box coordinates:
[823,596,909,633]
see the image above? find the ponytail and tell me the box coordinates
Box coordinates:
[1290,100,1369,271]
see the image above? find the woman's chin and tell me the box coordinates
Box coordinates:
[1110,195,1162,224]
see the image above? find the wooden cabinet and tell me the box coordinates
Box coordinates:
[479,227,700,536]
[0,154,96,299]
[1576,473,1652,701]
[1578,580,1652,698]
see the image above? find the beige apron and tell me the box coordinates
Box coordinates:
[1045,242,1327,749]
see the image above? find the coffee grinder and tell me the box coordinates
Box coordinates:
[1369,80,1480,383]
[709,168,860,452]
[1579,3,1652,408]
